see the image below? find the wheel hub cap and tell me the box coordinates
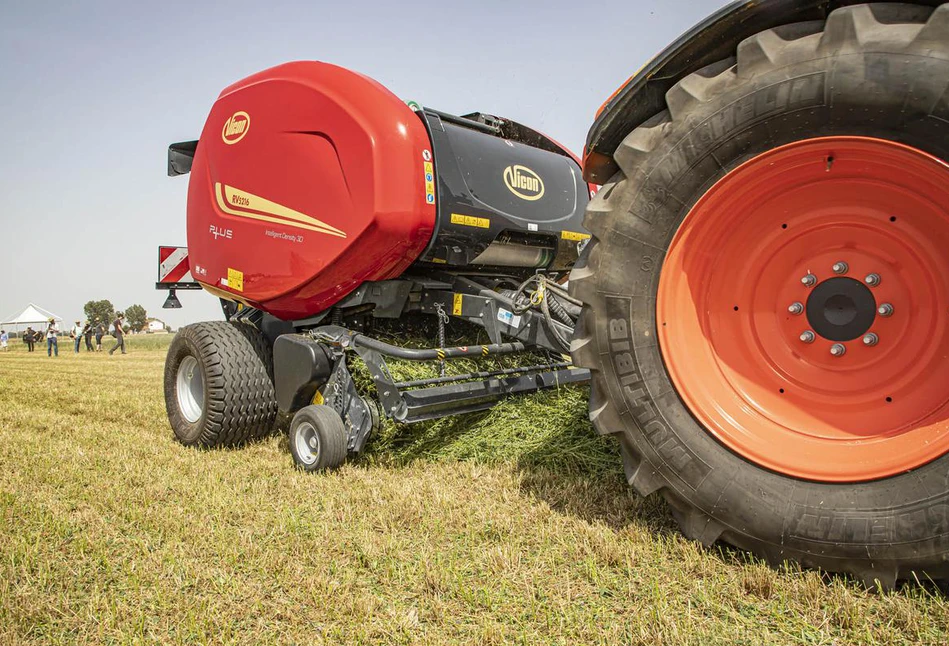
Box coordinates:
[656,136,949,482]
[805,277,876,342]
[295,422,319,465]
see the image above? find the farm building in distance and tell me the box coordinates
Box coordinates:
[146,319,169,334]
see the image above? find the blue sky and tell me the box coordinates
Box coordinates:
[0,0,726,328]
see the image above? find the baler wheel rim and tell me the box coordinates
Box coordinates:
[294,422,321,466]
[175,355,205,424]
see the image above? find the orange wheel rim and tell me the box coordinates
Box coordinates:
[657,137,949,482]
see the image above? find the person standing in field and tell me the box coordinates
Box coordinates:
[46,318,59,357]
[72,320,83,353]
[0,329,8,352]
[94,318,104,352]
[24,327,35,352]
[83,320,93,352]
[109,312,126,356]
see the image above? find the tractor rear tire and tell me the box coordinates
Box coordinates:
[164,321,277,447]
[571,3,949,588]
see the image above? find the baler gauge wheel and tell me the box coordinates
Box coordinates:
[289,405,349,472]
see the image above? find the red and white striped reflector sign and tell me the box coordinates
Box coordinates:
[158,246,194,284]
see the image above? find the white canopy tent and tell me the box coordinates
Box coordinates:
[2,303,64,336]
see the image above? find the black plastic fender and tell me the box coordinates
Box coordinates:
[273,334,335,415]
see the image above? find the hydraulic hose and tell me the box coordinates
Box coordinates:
[546,292,575,326]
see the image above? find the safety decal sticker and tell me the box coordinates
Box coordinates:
[561,230,591,242]
[450,213,490,229]
[452,293,463,316]
[424,158,435,204]
[227,268,244,292]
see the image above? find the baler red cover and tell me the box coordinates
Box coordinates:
[186,62,436,320]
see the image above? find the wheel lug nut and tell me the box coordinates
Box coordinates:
[863,333,879,347]
[865,273,881,287]
[788,302,804,315]
[878,303,894,317]
[801,274,818,287]
[832,261,849,275]
[800,330,816,344]
[830,343,847,357]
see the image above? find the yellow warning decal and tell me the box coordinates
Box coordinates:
[561,230,591,241]
[227,268,244,292]
[311,390,324,405]
[452,293,463,316]
[451,213,490,229]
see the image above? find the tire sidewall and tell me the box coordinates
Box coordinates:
[595,45,949,564]
[164,328,211,445]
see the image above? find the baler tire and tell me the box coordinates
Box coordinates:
[570,3,949,589]
[164,321,277,448]
[288,405,348,472]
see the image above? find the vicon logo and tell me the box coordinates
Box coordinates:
[222,111,250,144]
[503,165,545,201]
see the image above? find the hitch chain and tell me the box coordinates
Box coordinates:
[434,303,449,377]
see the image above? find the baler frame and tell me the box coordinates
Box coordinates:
[280,324,588,454]
[265,268,590,457]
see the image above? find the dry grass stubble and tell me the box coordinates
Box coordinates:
[1,333,948,644]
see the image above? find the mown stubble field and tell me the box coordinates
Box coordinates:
[1,334,948,645]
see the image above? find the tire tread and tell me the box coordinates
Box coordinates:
[165,321,276,448]
[571,2,948,588]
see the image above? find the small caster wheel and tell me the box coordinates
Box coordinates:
[289,405,348,472]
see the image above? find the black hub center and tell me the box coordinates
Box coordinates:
[806,277,877,342]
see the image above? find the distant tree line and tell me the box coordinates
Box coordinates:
[82,300,167,333]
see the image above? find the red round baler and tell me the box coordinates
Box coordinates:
[186,62,436,319]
